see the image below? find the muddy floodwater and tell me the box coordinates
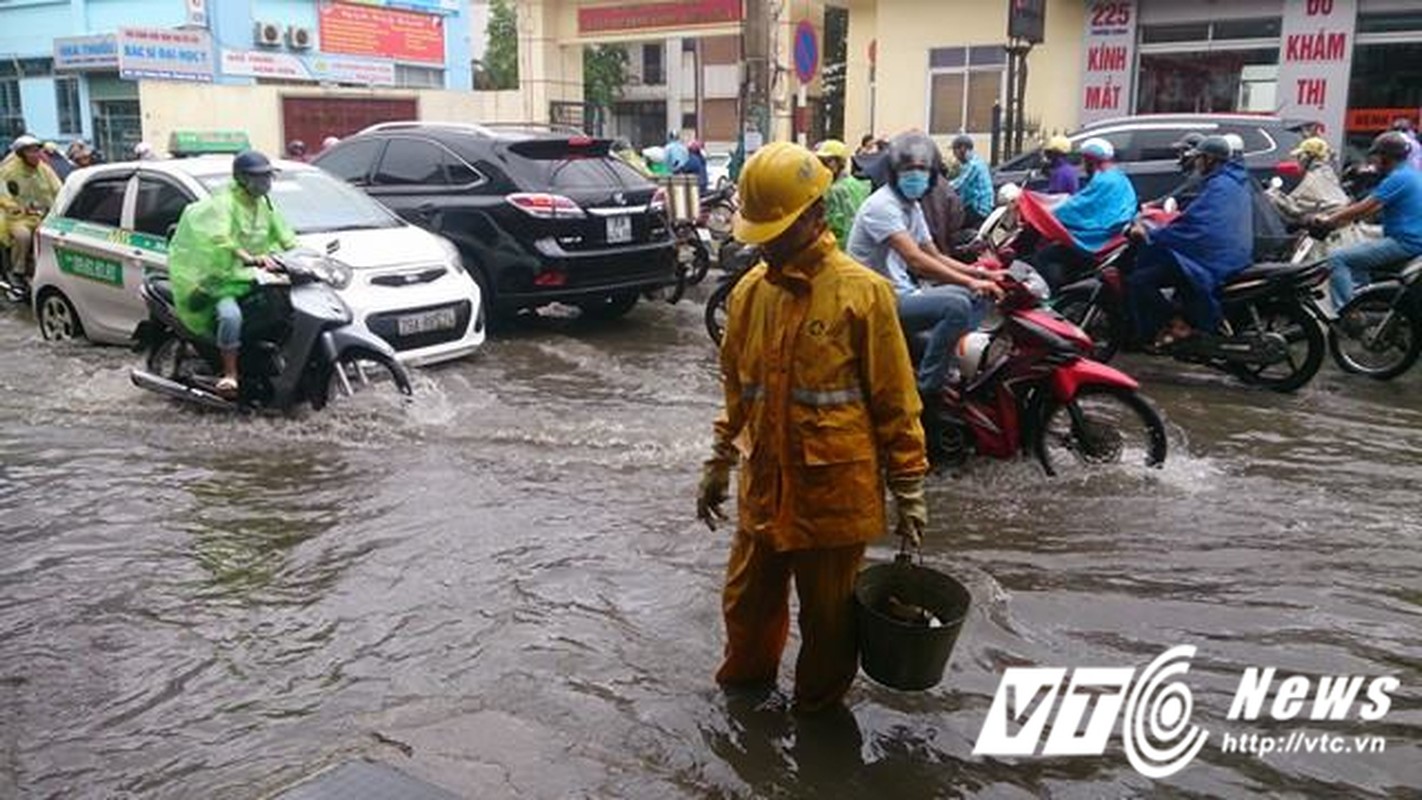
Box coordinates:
[0,290,1419,799]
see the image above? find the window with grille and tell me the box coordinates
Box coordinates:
[56,77,82,136]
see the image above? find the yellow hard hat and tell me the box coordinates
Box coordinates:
[1044,135,1072,155]
[1291,137,1332,162]
[733,142,833,245]
[813,138,849,161]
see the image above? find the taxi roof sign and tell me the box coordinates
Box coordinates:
[168,130,251,156]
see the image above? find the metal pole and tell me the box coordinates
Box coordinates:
[743,0,770,147]
[1014,45,1030,155]
[991,101,1002,167]
[1003,44,1017,159]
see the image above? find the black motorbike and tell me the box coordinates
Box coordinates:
[1054,233,1331,394]
[131,248,412,412]
[1328,255,1422,380]
[704,239,760,345]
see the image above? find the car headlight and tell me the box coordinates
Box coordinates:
[434,235,465,275]
[319,259,353,290]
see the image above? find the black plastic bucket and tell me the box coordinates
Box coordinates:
[854,556,972,691]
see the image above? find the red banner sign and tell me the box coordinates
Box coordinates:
[1346,108,1420,133]
[578,0,741,34]
[319,2,443,64]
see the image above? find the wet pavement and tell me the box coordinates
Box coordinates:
[0,288,1419,799]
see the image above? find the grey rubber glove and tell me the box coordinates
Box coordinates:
[889,475,927,548]
[697,460,732,530]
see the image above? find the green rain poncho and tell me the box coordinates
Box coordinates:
[825,174,870,250]
[168,183,298,337]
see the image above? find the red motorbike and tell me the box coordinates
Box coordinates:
[912,261,1168,476]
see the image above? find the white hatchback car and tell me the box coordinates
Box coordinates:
[32,156,484,366]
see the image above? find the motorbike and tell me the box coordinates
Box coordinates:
[1327,253,1422,380]
[130,248,412,412]
[913,261,1167,476]
[1003,191,1330,393]
[704,238,759,345]
[699,184,738,247]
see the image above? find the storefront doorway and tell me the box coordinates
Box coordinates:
[92,99,140,162]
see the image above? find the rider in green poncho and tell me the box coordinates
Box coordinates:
[814,139,870,250]
[168,151,298,397]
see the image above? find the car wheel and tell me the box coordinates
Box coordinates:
[37,289,85,342]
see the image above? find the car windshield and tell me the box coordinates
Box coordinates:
[197,169,402,233]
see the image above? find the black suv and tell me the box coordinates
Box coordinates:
[314,122,676,320]
[995,114,1309,202]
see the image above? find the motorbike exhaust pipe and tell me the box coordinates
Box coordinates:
[129,368,239,412]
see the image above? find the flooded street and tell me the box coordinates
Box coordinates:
[0,289,1419,799]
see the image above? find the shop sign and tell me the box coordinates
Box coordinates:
[340,0,460,15]
[118,27,214,83]
[54,35,119,71]
[318,2,445,65]
[578,0,742,35]
[221,49,398,86]
[1009,0,1047,45]
[1078,1,1137,125]
[1346,108,1420,133]
[1277,0,1357,149]
[168,130,252,155]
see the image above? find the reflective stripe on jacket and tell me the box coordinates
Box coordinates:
[712,231,927,551]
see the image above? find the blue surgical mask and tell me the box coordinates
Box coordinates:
[897,169,930,200]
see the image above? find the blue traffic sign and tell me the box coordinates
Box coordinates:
[794,20,818,83]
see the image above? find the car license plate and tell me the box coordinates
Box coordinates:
[397,307,458,336]
[606,214,633,244]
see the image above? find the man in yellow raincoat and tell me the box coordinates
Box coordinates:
[696,141,929,712]
[168,150,297,397]
[814,138,870,249]
[0,135,63,281]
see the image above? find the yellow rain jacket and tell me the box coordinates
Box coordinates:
[168,183,297,338]
[0,155,62,247]
[712,230,927,551]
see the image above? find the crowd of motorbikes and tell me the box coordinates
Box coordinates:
[689,151,1420,475]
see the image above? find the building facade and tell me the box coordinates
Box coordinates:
[1,0,476,157]
[848,0,1422,159]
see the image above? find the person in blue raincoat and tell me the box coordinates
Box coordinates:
[1027,137,1138,290]
[1125,136,1253,348]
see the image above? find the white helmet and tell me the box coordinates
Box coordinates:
[1223,133,1245,154]
[11,134,41,151]
[1079,137,1114,161]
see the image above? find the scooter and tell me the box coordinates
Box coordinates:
[1006,191,1331,393]
[914,262,1168,476]
[1328,253,1422,380]
[130,248,412,412]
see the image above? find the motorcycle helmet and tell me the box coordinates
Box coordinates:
[1043,135,1072,156]
[233,150,277,198]
[1369,131,1412,163]
[1195,135,1233,162]
[886,131,940,198]
[1078,137,1114,162]
[1222,133,1245,156]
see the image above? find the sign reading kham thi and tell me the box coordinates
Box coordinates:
[221,49,396,86]
[1277,0,1357,149]
[54,35,120,70]
[118,27,213,82]
[1078,1,1137,125]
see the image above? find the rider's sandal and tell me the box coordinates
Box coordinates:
[215,376,239,398]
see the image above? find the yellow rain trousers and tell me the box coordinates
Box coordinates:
[709,230,927,710]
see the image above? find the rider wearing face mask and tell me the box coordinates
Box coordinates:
[846,131,1003,407]
[167,150,299,397]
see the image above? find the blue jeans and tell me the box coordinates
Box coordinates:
[898,285,979,394]
[216,296,242,352]
[1327,237,1419,306]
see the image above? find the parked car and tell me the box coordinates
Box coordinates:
[313,122,678,321]
[31,156,485,366]
[994,114,1309,202]
[706,151,732,190]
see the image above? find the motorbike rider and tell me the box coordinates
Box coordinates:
[676,140,709,193]
[815,139,871,249]
[1126,135,1254,349]
[1042,135,1080,195]
[1312,131,1422,306]
[285,140,309,162]
[1028,137,1138,291]
[1266,137,1363,312]
[696,141,928,712]
[167,150,298,398]
[949,134,994,229]
[846,131,1003,402]
[0,134,62,284]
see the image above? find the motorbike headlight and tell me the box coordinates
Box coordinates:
[997,182,1022,205]
[325,260,353,290]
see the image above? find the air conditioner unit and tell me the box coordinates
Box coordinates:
[254,21,282,47]
[287,26,313,50]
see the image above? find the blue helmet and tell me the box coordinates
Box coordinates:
[232,150,276,177]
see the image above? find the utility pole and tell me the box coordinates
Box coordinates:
[741,0,771,154]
